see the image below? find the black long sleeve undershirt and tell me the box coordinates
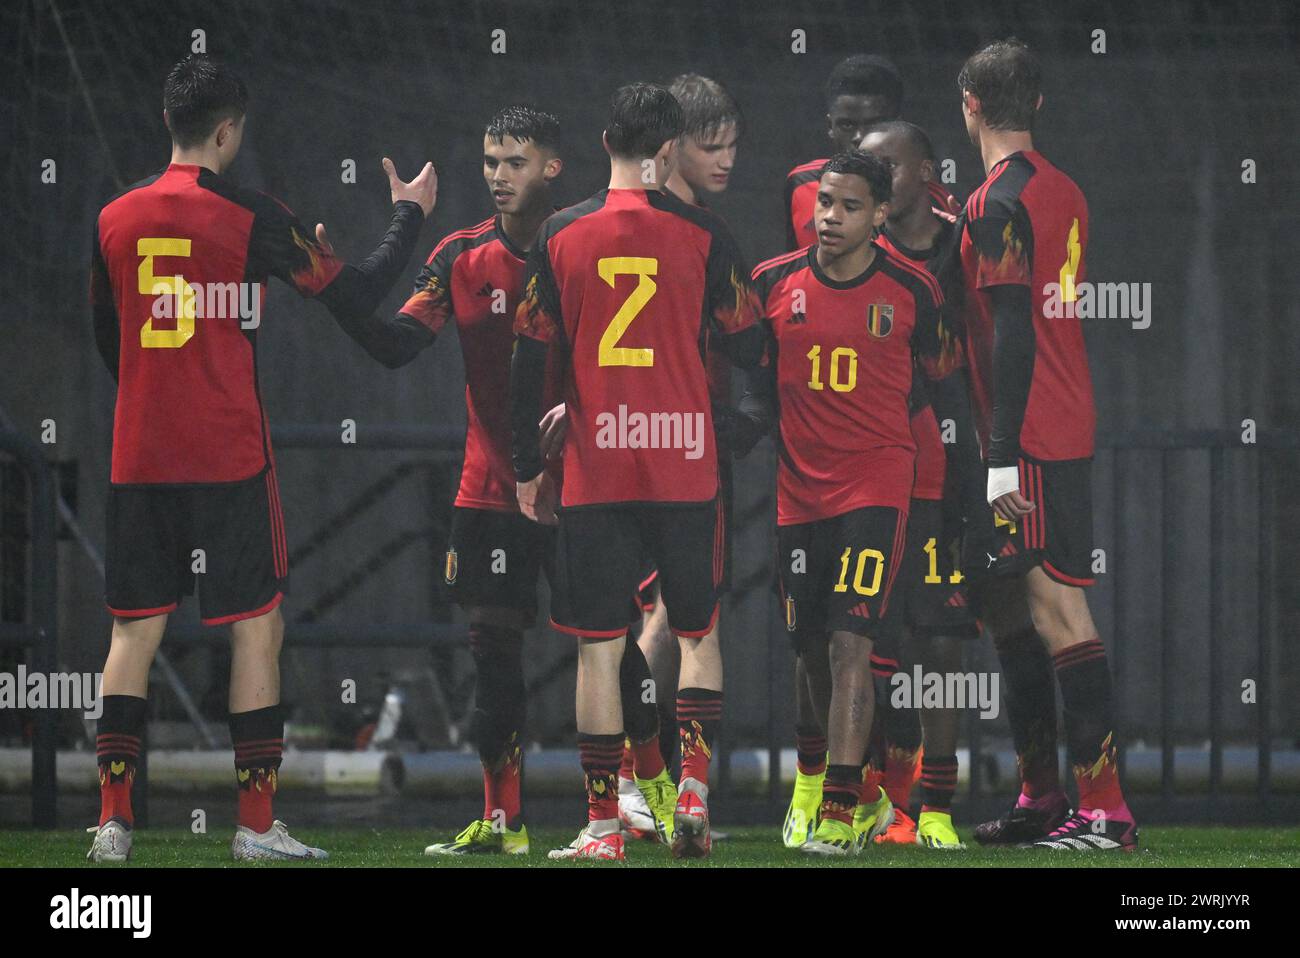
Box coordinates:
[318,200,427,357]
[987,283,1035,468]
[510,335,550,482]
[925,368,989,560]
[733,332,779,458]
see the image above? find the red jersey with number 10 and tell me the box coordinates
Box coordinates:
[752,245,958,524]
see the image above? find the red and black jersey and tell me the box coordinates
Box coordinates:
[785,158,961,252]
[958,150,1094,463]
[397,214,559,511]
[875,216,963,503]
[92,163,344,485]
[751,245,957,524]
[512,188,763,507]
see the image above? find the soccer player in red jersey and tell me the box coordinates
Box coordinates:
[955,39,1137,850]
[861,120,989,848]
[779,57,963,846]
[616,73,746,837]
[744,150,961,855]
[87,55,435,863]
[784,55,960,252]
[510,83,763,860]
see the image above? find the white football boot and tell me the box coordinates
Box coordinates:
[231,820,329,861]
[86,820,132,863]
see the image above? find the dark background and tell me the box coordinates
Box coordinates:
[2,0,1297,808]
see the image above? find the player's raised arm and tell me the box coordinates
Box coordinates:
[251,157,436,330]
[703,221,765,368]
[329,226,454,369]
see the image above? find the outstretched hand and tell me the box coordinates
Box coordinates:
[384,157,437,216]
[517,472,558,526]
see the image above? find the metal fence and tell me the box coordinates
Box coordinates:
[3,422,1294,826]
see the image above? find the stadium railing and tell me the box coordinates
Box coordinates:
[3,424,1295,826]
[0,427,59,827]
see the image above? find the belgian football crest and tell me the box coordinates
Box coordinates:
[444,547,458,585]
[866,304,894,338]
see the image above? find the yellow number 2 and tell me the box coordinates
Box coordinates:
[138,237,195,349]
[597,256,657,367]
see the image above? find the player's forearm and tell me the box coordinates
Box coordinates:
[988,283,1035,468]
[926,370,984,524]
[317,201,425,321]
[334,309,434,369]
[715,323,765,369]
[732,358,777,456]
[510,335,549,481]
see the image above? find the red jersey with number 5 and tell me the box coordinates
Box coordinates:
[514,188,762,507]
[959,150,1094,461]
[92,163,343,485]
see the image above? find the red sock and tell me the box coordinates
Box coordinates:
[96,694,146,827]
[883,744,920,809]
[618,738,635,782]
[632,735,665,780]
[484,733,524,829]
[861,763,885,799]
[231,705,283,834]
[578,733,623,824]
[1074,731,1125,813]
[677,688,722,786]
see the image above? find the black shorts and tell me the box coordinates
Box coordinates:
[979,455,1096,588]
[444,507,555,621]
[552,499,725,640]
[105,466,288,625]
[634,458,734,614]
[776,505,907,648]
[882,498,980,642]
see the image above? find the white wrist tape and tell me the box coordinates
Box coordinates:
[987,465,1020,505]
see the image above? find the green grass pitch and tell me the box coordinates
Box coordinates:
[3,826,1295,868]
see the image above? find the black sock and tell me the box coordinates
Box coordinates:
[468,622,526,768]
[992,627,1060,797]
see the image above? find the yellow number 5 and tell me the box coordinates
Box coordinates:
[138,237,195,349]
[597,256,657,367]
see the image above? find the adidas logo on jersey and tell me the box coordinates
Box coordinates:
[475,282,495,296]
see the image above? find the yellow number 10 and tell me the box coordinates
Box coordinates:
[806,344,858,392]
[597,256,657,367]
[834,547,884,595]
